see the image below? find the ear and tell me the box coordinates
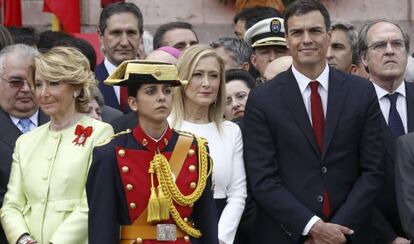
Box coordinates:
[360,52,368,68]
[250,54,257,68]
[128,96,138,112]
[327,29,332,41]
[285,33,290,50]
[349,64,358,75]
[73,87,81,98]
[241,62,250,71]
[98,29,105,52]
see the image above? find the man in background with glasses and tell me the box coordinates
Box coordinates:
[0,44,49,243]
[359,19,411,243]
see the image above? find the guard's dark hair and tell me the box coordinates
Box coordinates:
[225,69,256,89]
[7,27,39,46]
[234,6,283,31]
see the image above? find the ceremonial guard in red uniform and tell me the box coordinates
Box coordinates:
[86,60,219,244]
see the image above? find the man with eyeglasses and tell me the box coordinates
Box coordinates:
[0,44,49,243]
[358,19,411,243]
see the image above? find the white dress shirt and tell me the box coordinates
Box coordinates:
[372,81,407,133]
[10,111,39,133]
[292,64,330,235]
[104,58,120,103]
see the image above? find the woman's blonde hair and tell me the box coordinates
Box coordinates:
[28,46,97,113]
[170,44,226,130]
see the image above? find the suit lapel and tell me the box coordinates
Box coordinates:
[281,70,320,156]
[322,70,347,159]
[96,62,120,109]
[405,82,414,132]
[0,108,22,148]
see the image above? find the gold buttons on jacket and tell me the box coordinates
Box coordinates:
[126,184,133,191]
[121,166,129,173]
[188,149,195,156]
[184,235,190,242]
[184,217,189,222]
[163,138,168,146]
[130,202,137,209]
[136,237,143,244]
[118,149,126,157]
[189,182,196,189]
[188,165,196,173]
[142,138,148,146]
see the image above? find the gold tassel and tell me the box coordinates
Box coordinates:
[147,169,160,223]
[157,185,170,220]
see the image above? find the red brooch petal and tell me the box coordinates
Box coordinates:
[72,125,93,146]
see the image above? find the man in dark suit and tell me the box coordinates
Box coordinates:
[96,2,143,111]
[243,1,384,243]
[359,20,411,243]
[0,44,49,244]
[395,133,414,239]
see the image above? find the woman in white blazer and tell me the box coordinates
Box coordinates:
[170,45,247,244]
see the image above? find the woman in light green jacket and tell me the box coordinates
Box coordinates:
[0,46,113,244]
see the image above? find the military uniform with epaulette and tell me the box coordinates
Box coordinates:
[86,60,219,244]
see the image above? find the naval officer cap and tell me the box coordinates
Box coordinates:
[244,17,286,48]
[104,60,187,86]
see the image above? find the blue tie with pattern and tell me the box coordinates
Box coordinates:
[18,118,31,133]
[387,93,405,138]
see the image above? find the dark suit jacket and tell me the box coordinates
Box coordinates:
[110,112,138,133]
[96,61,120,110]
[395,132,414,239]
[101,105,123,123]
[243,68,384,243]
[0,108,49,243]
[373,82,414,242]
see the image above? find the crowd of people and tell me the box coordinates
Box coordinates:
[0,0,413,243]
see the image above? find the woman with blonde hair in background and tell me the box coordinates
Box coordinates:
[0,46,113,244]
[170,44,246,244]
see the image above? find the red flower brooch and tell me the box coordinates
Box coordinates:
[72,125,93,146]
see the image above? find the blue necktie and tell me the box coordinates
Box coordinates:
[18,118,31,133]
[387,93,405,138]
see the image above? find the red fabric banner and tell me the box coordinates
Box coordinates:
[2,0,22,27]
[43,0,81,33]
[101,0,125,8]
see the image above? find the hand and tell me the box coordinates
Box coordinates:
[16,234,37,244]
[309,219,354,244]
[391,237,410,244]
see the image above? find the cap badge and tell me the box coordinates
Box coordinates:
[270,19,281,34]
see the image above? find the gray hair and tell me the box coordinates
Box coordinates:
[0,44,38,74]
[210,37,252,65]
[358,19,410,59]
[330,21,359,64]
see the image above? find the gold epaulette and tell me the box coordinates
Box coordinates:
[96,129,132,146]
[173,129,208,142]
[173,129,195,138]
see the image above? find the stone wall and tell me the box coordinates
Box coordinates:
[20,0,414,53]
